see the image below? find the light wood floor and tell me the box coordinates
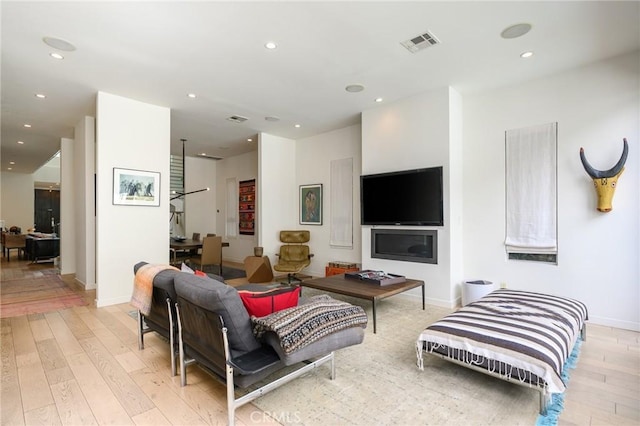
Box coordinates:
[1,258,638,425]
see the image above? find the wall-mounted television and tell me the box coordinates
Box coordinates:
[360,166,443,226]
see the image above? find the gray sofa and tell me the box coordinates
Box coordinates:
[133,262,224,375]
[133,261,366,425]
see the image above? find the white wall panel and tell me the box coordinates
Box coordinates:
[295,126,362,278]
[0,172,34,232]
[95,92,170,307]
[463,51,639,330]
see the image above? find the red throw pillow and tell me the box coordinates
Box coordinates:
[194,270,207,277]
[237,285,300,317]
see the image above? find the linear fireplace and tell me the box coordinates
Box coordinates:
[371,229,438,264]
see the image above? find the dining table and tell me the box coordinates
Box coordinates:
[169,238,229,266]
[169,238,230,250]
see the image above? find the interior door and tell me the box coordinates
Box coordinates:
[34,189,60,233]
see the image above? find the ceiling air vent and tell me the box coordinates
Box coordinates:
[200,154,224,161]
[226,115,248,123]
[401,30,440,53]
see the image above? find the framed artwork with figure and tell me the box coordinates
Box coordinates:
[300,184,322,225]
[113,167,160,206]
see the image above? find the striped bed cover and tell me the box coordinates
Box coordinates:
[416,289,588,393]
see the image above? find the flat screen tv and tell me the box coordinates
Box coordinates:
[360,166,443,226]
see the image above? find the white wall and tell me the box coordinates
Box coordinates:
[361,87,461,307]
[463,51,639,330]
[33,157,60,184]
[60,137,75,275]
[215,150,259,263]
[185,156,217,238]
[74,116,96,289]
[258,133,296,267]
[95,92,170,307]
[0,172,34,232]
[295,125,362,277]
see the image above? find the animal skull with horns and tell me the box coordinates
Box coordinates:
[579,138,628,212]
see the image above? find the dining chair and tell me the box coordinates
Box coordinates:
[4,234,26,261]
[190,232,202,256]
[189,236,222,275]
[206,233,216,237]
[170,248,192,266]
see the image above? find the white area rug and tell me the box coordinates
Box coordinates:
[248,289,540,425]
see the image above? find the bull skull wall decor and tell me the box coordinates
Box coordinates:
[579,138,628,212]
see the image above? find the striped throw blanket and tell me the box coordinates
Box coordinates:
[252,295,368,355]
[131,264,178,316]
[417,289,588,393]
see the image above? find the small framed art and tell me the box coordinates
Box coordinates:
[113,167,160,206]
[300,183,322,225]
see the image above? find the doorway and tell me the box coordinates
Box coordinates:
[34,189,60,233]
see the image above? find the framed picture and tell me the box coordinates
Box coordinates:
[300,184,322,225]
[113,167,160,206]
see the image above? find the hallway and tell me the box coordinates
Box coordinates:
[1,257,94,318]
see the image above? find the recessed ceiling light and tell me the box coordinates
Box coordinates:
[50,52,64,60]
[200,152,207,156]
[43,36,76,51]
[187,93,196,98]
[520,51,534,58]
[294,124,301,128]
[264,42,277,50]
[345,84,365,93]
[247,138,253,142]
[7,167,12,171]
[264,116,280,122]
[375,97,383,103]
[501,23,532,39]
[17,141,24,144]
[24,124,32,128]
[35,93,46,99]
[9,161,15,165]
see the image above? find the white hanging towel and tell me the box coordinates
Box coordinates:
[505,122,557,253]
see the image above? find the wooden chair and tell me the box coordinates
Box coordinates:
[190,233,202,255]
[170,248,191,266]
[4,234,26,261]
[190,236,222,275]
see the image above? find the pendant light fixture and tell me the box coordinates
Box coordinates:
[170,138,210,200]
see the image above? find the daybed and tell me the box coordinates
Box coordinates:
[416,289,588,414]
[132,262,367,425]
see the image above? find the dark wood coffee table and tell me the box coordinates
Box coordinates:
[300,274,425,333]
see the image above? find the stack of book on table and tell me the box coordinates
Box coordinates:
[344,270,406,286]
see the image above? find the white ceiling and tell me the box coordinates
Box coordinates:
[2,1,639,174]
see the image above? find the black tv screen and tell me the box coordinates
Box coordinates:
[360,166,443,226]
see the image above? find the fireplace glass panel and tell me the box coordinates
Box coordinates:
[371,229,437,264]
